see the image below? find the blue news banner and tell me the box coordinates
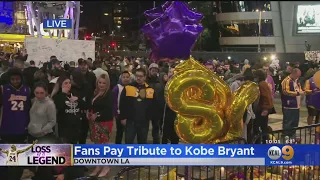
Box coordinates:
[72,144,320,166]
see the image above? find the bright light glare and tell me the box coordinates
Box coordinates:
[227,56,231,60]
[263,57,267,60]
[270,55,276,60]
[104,13,109,16]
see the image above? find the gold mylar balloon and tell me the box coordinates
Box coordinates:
[313,71,320,89]
[165,57,259,144]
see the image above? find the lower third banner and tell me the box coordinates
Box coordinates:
[0,144,71,166]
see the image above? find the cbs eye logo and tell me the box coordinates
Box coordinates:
[267,146,294,161]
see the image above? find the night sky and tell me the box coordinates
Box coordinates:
[79,1,165,31]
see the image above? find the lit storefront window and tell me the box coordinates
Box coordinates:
[218,1,271,13]
[219,19,273,37]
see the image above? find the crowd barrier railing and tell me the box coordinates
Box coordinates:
[113,124,320,180]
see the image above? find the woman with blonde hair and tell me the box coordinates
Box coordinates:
[87,74,114,177]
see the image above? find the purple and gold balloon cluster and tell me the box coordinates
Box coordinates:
[142,1,204,62]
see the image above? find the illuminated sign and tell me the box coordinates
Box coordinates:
[0,2,14,25]
[296,5,320,34]
[27,18,70,38]
[43,19,72,29]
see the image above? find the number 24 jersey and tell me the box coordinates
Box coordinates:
[0,84,31,135]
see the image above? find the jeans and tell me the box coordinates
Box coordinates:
[115,116,125,144]
[253,110,269,144]
[125,120,149,144]
[79,114,89,144]
[151,118,160,144]
[282,108,300,137]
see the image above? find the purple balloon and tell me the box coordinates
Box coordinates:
[144,1,173,22]
[142,1,204,61]
[165,2,203,24]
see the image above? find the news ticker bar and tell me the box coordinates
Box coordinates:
[0,144,319,166]
[73,158,265,166]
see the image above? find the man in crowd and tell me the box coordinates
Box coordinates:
[23,60,39,89]
[204,61,214,72]
[108,63,121,90]
[119,68,156,144]
[113,71,132,144]
[147,63,160,144]
[92,60,109,78]
[0,60,10,86]
[281,68,303,139]
[0,68,31,180]
[78,59,96,144]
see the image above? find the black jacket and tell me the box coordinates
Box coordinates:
[82,71,96,109]
[52,91,85,138]
[119,82,157,123]
[23,66,39,89]
[90,90,113,122]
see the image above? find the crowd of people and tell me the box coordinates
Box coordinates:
[0,50,319,180]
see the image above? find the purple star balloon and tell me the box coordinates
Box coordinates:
[142,1,204,61]
[144,1,173,22]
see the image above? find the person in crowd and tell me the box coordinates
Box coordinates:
[93,60,109,78]
[69,61,76,72]
[242,69,256,143]
[0,60,11,86]
[108,63,121,90]
[28,82,56,141]
[230,74,244,92]
[281,68,303,139]
[265,67,276,97]
[27,82,56,180]
[48,70,61,97]
[86,58,94,71]
[51,59,62,71]
[253,69,274,144]
[70,70,86,99]
[147,63,160,144]
[78,59,96,144]
[204,61,214,72]
[242,59,251,73]
[232,62,241,74]
[280,63,295,83]
[155,72,168,133]
[119,68,156,144]
[23,60,39,89]
[304,73,320,127]
[63,63,71,75]
[0,68,31,180]
[113,71,132,144]
[87,74,113,177]
[52,76,84,144]
[157,72,180,144]
[33,69,49,86]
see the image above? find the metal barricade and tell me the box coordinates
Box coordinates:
[113,124,320,180]
[248,123,320,180]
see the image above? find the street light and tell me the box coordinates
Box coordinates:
[256,9,265,53]
[227,56,231,60]
[104,13,109,16]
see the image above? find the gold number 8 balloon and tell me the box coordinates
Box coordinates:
[164,57,260,144]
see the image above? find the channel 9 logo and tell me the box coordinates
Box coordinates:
[267,146,294,164]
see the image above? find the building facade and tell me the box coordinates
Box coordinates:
[216,1,320,53]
